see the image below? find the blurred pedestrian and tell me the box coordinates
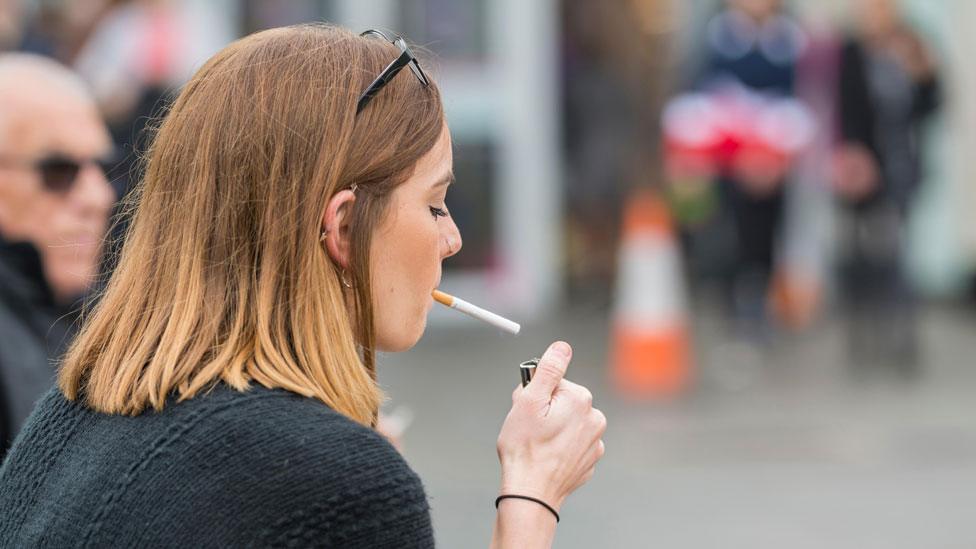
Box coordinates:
[0,25,605,547]
[0,53,115,458]
[695,0,807,340]
[835,0,941,373]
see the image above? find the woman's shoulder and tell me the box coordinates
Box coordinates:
[173,383,408,474]
[178,385,434,546]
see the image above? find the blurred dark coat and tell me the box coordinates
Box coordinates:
[0,236,79,459]
[838,37,941,210]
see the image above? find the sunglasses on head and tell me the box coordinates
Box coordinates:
[0,153,118,193]
[356,29,431,114]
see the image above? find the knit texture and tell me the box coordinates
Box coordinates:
[0,384,434,548]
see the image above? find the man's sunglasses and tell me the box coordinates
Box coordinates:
[356,29,431,114]
[0,153,117,193]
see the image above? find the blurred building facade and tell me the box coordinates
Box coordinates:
[4,0,975,317]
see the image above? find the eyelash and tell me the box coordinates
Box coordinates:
[429,206,449,219]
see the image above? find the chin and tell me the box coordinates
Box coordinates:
[375,318,426,353]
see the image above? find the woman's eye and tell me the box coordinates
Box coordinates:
[429,206,449,219]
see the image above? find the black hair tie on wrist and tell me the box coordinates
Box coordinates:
[495,494,560,523]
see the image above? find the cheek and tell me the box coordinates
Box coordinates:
[28,198,62,245]
[34,198,73,245]
[0,179,37,238]
[371,212,442,351]
[373,211,440,299]
[396,214,440,291]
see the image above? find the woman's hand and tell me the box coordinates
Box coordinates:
[495,341,607,512]
[833,143,880,202]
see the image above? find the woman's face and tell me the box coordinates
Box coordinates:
[370,124,461,351]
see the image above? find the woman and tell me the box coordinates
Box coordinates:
[0,24,606,547]
[834,0,940,373]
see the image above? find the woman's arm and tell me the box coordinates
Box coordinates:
[488,341,607,548]
[491,498,558,548]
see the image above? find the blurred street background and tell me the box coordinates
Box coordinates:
[3,0,976,547]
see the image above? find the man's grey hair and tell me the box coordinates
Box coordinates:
[0,53,96,146]
[0,52,91,100]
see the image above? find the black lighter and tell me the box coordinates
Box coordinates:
[519,359,539,388]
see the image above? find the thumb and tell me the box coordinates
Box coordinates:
[525,341,572,398]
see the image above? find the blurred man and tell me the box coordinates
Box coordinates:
[0,53,114,457]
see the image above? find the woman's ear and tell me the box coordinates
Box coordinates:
[321,189,357,269]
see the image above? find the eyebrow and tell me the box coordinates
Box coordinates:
[432,171,455,189]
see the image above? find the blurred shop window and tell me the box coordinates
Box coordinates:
[241,0,336,34]
[396,0,494,273]
[397,0,487,63]
[443,140,496,271]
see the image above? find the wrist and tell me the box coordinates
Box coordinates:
[496,495,560,523]
[491,498,558,549]
[498,478,563,512]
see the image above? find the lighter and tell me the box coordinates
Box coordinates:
[519,358,539,388]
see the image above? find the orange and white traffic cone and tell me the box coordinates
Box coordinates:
[609,189,691,399]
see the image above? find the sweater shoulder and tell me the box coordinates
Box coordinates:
[166,384,414,485]
[178,386,434,547]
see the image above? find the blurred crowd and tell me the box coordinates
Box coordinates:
[672,0,941,372]
[0,0,968,456]
[564,0,957,379]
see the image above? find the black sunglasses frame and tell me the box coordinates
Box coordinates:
[356,29,430,115]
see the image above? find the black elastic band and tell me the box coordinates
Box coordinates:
[494,494,560,523]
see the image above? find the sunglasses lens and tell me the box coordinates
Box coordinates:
[38,158,80,193]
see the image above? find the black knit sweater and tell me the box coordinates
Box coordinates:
[0,384,434,547]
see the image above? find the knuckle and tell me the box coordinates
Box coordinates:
[592,409,607,432]
[535,360,563,379]
[535,358,563,379]
[538,350,569,372]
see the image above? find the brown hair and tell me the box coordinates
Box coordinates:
[58,24,444,426]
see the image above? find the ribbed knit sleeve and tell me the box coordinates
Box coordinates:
[258,432,434,548]
[238,391,435,548]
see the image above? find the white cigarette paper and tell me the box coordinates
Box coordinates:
[432,290,521,335]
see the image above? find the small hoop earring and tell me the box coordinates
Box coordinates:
[340,268,354,289]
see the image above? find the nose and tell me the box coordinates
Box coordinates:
[70,163,116,221]
[441,216,462,259]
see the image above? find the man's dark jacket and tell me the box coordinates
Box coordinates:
[0,236,79,459]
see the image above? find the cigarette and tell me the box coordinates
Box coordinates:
[432,289,521,335]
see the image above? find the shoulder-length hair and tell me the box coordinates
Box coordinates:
[59,24,444,426]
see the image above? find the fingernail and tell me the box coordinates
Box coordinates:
[550,341,570,358]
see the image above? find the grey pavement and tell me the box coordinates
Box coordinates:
[378,303,976,548]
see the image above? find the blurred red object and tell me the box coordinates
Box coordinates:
[662,85,814,192]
